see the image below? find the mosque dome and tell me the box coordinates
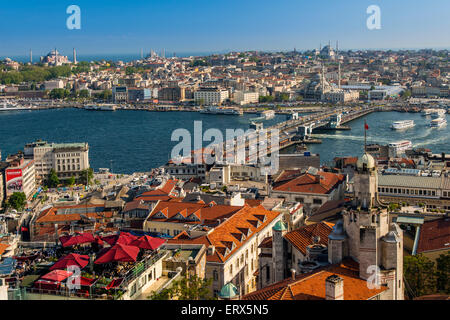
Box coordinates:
[382,230,400,243]
[356,153,376,171]
[328,220,347,240]
[219,282,239,299]
[273,220,287,232]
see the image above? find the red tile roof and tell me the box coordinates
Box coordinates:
[284,222,334,255]
[243,258,387,300]
[36,205,113,224]
[417,218,450,254]
[168,204,282,263]
[148,201,243,225]
[273,171,345,194]
[136,179,179,202]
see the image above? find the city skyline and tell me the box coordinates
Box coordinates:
[1,0,449,57]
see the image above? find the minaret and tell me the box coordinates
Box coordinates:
[321,64,325,93]
[73,48,77,64]
[336,40,339,57]
[140,48,143,60]
[29,49,32,64]
[338,62,341,89]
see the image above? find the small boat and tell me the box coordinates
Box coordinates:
[391,120,415,130]
[430,117,447,128]
[431,109,446,119]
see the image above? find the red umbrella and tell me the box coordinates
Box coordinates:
[130,235,166,250]
[60,233,95,247]
[41,270,73,282]
[94,236,104,246]
[101,232,137,246]
[94,243,140,264]
[49,253,90,271]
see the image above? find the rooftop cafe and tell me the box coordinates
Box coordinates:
[6,231,168,300]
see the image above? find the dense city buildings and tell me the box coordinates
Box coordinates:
[0,46,449,303]
[24,141,90,182]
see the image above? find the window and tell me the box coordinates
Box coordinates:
[213,270,218,282]
[313,198,322,205]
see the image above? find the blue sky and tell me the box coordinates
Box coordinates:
[0,0,449,57]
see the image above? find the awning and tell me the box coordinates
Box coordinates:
[60,232,95,247]
[395,216,425,225]
[0,257,17,276]
[41,270,73,282]
[94,243,139,264]
[130,235,165,250]
[106,278,123,290]
[49,253,89,271]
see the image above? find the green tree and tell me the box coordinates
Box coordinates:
[49,88,70,99]
[404,254,436,298]
[278,93,289,102]
[47,169,60,188]
[401,90,412,100]
[67,176,76,187]
[435,252,450,294]
[149,275,213,300]
[7,192,27,211]
[81,168,94,185]
[388,203,400,212]
[78,89,90,99]
[259,95,274,103]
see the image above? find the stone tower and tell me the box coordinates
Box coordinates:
[272,220,288,283]
[328,220,348,264]
[353,152,378,209]
[381,223,404,300]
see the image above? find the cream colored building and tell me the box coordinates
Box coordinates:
[233,91,259,105]
[194,87,229,105]
[323,89,359,103]
[24,141,90,181]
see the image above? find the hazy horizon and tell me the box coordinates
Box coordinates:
[1,0,449,58]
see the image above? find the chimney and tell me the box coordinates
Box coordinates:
[290,268,296,280]
[325,275,344,300]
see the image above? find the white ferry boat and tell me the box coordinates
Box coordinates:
[431,109,446,119]
[84,104,117,111]
[422,108,433,116]
[0,101,33,112]
[250,110,275,122]
[388,140,413,157]
[391,120,415,130]
[200,106,242,115]
[430,117,447,128]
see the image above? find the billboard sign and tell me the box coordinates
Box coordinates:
[5,168,23,195]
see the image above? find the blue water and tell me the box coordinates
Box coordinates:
[5,51,226,63]
[0,109,285,173]
[310,111,450,165]
[0,109,448,172]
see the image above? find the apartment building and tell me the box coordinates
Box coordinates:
[194,87,229,105]
[4,155,36,199]
[270,168,346,215]
[112,86,128,103]
[168,204,284,298]
[377,174,450,211]
[233,91,259,105]
[24,140,89,181]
